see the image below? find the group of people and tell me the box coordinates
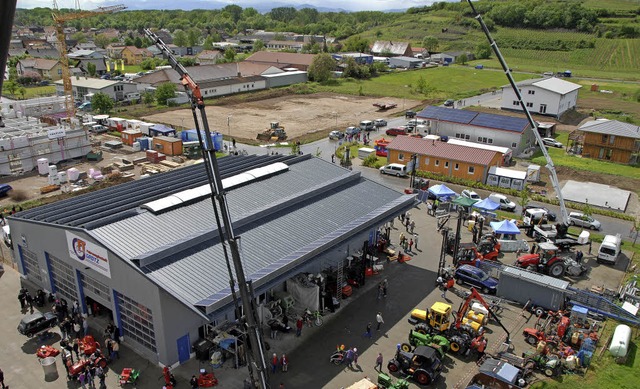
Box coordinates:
[336,345,359,368]
[270,353,289,374]
[436,273,455,298]
[398,232,416,254]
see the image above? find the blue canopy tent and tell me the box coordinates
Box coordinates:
[473,198,500,211]
[428,184,456,199]
[490,220,521,235]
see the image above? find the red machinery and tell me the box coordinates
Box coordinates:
[68,356,107,379]
[198,371,219,387]
[79,335,100,355]
[36,345,60,359]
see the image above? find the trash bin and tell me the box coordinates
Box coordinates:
[40,356,59,380]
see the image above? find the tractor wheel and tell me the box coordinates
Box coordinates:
[415,323,429,335]
[456,278,464,285]
[548,262,565,277]
[414,371,431,385]
[544,368,556,377]
[449,340,461,353]
[388,361,399,372]
[481,287,490,294]
[526,335,539,345]
[534,307,545,317]
[401,343,413,352]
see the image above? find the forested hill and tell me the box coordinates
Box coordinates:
[14,0,639,42]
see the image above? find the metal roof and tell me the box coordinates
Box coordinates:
[386,136,500,166]
[54,78,122,89]
[15,154,298,228]
[501,266,569,289]
[418,106,529,133]
[531,77,581,95]
[579,119,640,139]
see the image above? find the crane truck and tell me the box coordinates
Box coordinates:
[145,29,270,389]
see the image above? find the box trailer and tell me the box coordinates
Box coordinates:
[497,266,568,311]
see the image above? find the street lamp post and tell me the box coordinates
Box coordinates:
[227,115,232,153]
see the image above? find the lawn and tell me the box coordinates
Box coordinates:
[315,66,532,101]
[1,85,56,99]
[531,131,640,180]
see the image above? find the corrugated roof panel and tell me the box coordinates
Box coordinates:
[387,136,499,166]
[501,266,569,289]
[417,106,477,124]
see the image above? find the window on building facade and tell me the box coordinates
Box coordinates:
[20,247,42,282]
[526,102,533,108]
[528,90,535,95]
[116,292,157,353]
[539,104,547,114]
[48,254,78,303]
[513,101,519,106]
[610,135,615,145]
[435,160,440,167]
[454,163,459,170]
[512,142,517,148]
[468,166,475,174]
[444,161,449,168]
[398,153,404,161]
[488,139,493,144]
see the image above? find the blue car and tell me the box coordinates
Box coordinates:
[454,264,498,294]
[0,184,12,197]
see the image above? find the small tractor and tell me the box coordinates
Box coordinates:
[514,242,586,278]
[257,121,287,142]
[401,329,451,357]
[450,234,500,267]
[387,345,442,386]
[377,373,410,389]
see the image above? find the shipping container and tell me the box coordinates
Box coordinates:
[497,266,568,311]
[121,129,143,146]
[152,136,183,156]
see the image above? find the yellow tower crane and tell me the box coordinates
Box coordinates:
[52,1,126,121]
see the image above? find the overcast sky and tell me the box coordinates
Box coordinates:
[17,0,451,12]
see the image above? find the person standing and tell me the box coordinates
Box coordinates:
[82,316,89,337]
[73,320,82,339]
[18,287,27,309]
[280,354,288,372]
[0,367,5,389]
[376,283,384,300]
[78,370,87,389]
[437,275,446,298]
[111,339,120,360]
[382,279,388,298]
[296,317,303,337]
[363,322,372,339]
[408,239,413,253]
[410,220,415,234]
[376,312,384,331]
[25,291,34,312]
[343,348,354,368]
[271,353,279,374]
[414,234,419,250]
[352,348,359,366]
[190,375,198,389]
[374,353,383,372]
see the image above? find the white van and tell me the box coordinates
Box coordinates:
[597,234,621,264]
[359,120,375,132]
[488,193,516,212]
[380,163,407,177]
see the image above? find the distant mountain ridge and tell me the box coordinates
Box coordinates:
[100,0,398,12]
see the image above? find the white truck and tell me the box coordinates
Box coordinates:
[597,234,621,264]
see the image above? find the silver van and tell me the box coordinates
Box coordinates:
[379,163,407,177]
[359,120,375,132]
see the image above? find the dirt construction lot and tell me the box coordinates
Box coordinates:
[142,93,421,142]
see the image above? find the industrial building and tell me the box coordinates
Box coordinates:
[9,154,414,366]
[501,77,581,118]
[54,77,138,102]
[417,106,534,155]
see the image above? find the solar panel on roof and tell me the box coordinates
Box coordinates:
[471,113,528,133]
[418,106,476,124]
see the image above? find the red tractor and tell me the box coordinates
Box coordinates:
[514,242,586,278]
[453,235,500,267]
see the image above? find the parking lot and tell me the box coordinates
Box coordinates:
[0,194,630,389]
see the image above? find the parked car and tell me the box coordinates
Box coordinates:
[329,130,344,140]
[359,120,375,132]
[380,163,407,177]
[568,212,601,230]
[407,119,427,126]
[345,126,360,136]
[374,119,387,127]
[522,205,557,221]
[17,311,57,337]
[0,184,12,197]
[454,265,498,294]
[488,193,516,212]
[461,189,481,203]
[405,110,416,118]
[541,138,563,148]
[386,127,408,136]
[444,99,455,107]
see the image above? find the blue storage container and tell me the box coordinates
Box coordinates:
[138,137,150,150]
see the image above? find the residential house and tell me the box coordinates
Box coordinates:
[166,44,203,57]
[244,51,316,71]
[54,78,137,102]
[68,50,108,75]
[98,28,120,41]
[501,77,581,118]
[121,46,153,65]
[265,40,304,51]
[578,119,640,164]
[417,106,534,155]
[371,41,412,57]
[17,58,63,81]
[71,42,98,52]
[411,47,428,58]
[386,136,504,183]
[25,47,61,59]
[196,50,222,65]
[106,44,126,59]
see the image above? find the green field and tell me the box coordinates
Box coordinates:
[1,85,56,99]
[314,66,531,101]
[582,0,640,10]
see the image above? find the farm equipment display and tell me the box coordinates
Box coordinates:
[401,329,451,357]
[514,242,587,277]
[118,368,140,386]
[36,345,60,359]
[377,372,410,389]
[469,357,529,388]
[387,345,443,386]
[450,234,500,266]
[68,354,108,380]
[409,288,510,355]
[256,121,287,141]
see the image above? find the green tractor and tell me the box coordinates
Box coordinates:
[400,329,450,359]
[377,372,410,389]
[411,323,471,356]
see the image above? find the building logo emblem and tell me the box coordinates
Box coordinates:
[72,238,86,260]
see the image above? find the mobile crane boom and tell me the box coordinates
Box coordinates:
[466,0,569,226]
[144,29,270,389]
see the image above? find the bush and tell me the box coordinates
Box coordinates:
[362,153,379,167]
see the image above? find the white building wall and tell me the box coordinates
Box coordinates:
[201,80,267,98]
[426,121,530,154]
